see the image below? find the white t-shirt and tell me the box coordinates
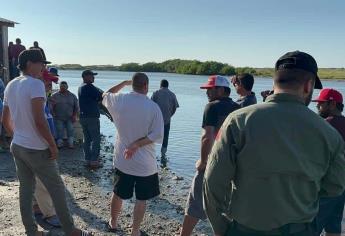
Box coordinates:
[102,91,164,176]
[4,75,48,150]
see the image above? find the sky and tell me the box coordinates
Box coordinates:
[2,0,345,67]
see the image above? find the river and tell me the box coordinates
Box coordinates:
[56,70,345,179]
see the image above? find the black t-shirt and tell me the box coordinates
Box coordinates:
[202,97,240,132]
[326,115,345,141]
[78,83,103,118]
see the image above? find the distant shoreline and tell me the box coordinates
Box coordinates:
[52,60,345,80]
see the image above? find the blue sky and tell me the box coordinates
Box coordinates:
[2,0,345,67]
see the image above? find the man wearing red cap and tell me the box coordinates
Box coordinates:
[203,51,345,236]
[180,75,239,236]
[312,88,345,236]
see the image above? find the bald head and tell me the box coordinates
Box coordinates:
[132,72,149,94]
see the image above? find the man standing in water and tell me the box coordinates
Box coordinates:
[203,51,345,236]
[180,75,239,236]
[151,79,179,160]
[312,88,345,236]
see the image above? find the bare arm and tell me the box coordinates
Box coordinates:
[32,98,58,160]
[124,137,153,159]
[196,126,215,171]
[104,80,132,96]
[2,106,14,136]
[124,107,164,159]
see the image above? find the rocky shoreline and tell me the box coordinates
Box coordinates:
[0,141,212,236]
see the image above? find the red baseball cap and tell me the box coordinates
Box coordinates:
[200,75,230,89]
[312,88,343,104]
[42,69,59,84]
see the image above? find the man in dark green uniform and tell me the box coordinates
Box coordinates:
[203,51,345,236]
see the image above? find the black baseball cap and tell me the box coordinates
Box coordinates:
[82,70,98,78]
[18,49,51,67]
[275,51,322,89]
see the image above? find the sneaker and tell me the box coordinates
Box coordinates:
[57,140,64,148]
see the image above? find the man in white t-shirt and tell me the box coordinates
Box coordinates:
[102,72,164,236]
[2,49,92,236]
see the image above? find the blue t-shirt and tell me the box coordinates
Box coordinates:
[78,83,103,118]
[0,98,3,114]
[0,78,5,100]
[45,103,56,138]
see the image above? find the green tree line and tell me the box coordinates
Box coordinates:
[117,59,256,76]
[55,61,345,79]
[56,59,256,76]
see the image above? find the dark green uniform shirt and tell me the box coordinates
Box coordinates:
[203,93,345,235]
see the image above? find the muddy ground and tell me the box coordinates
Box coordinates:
[0,142,212,236]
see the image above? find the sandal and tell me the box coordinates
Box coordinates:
[106,221,118,233]
[80,230,93,236]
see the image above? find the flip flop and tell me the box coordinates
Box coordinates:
[80,230,93,236]
[106,222,118,233]
[140,230,148,236]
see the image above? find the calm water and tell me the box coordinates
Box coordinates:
[55,70,345,179]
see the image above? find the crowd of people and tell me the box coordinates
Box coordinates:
[0,44,344,236]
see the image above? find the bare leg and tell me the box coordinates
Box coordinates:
[180,215,199,236]
[131,200,146,236]
[110,193,122,228]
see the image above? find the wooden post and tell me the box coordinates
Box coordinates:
[1,26,9,84]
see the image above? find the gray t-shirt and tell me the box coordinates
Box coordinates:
[50,91,79,121]
[236,92,257,108]
[151,88,179,125]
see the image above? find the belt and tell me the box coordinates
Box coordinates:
[234,221,310,235]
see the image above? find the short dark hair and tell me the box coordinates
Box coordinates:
[60,81,68,85]
[274,69,315,89]
[16,38,21,44]
[336,103,344,112]
[215,86,231,97]
[236,73,254,91]
[132,72,149,91]
[224,87,231,96]
[160,79,169,88]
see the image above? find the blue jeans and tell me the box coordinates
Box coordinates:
[80,117,100,162]
[54,119,74,145]
[313,191,345,235]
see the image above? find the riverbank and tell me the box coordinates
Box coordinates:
[0,141,212,236]
[53,63,345,80]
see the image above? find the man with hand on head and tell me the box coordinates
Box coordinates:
[102,72,163,236]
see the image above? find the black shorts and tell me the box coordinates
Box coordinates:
[113,169,160,200]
